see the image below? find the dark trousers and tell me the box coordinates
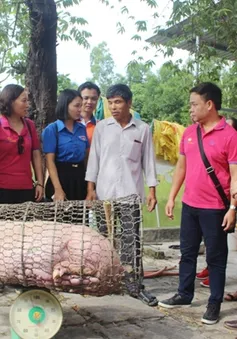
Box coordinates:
[45,161,87,201]
[0,188,35,204]
[178,202,228,304]
[97,202,142,284]
[45,161,88,224]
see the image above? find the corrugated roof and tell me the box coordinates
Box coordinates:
[147,19,235,61]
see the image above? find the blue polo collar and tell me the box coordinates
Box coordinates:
[56,119,84,132]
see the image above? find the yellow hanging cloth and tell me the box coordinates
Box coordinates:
[102,97,111,119]
[153,120,185,165]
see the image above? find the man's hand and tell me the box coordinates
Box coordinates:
[222,209,236,232]
[54,188,66,201]
[165,198,175,220]
[86,190,97,201]
[146,193,157,212]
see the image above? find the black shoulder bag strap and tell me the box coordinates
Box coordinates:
[197,125,230,209]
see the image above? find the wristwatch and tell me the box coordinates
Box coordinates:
[229,204,237,211]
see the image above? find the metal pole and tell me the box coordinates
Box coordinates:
[195,35,200,81]
[155,204,161,228]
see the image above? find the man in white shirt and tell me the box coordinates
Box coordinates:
[86,84,158,306]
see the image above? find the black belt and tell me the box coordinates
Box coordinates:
[56,161,84,169]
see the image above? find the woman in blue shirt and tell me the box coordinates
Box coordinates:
[42,89,89,201]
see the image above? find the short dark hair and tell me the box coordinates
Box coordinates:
[78,81,101,97]
[106,84,133,103]
[229,117,237,131]
[190,82,222,110]
[56,89,82,121]
[0,84,25,117]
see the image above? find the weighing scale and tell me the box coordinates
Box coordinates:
[9,289,63,339]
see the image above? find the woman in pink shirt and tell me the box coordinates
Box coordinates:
[0,84,43,203]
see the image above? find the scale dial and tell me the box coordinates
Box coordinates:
[9,289,63,339]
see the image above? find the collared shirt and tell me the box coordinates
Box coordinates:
[42,119,89,163]
[85,116,157,201]
[180,117,237,209]
[0,116,40,189]
[79,115,96,145]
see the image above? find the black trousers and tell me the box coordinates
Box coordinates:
[0,188,35,204]
[45,161,88,224]
[97,202,142,283]
[45,161,87,201]
[178,203,229,304]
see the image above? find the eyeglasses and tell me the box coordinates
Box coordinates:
[17,135,24,155]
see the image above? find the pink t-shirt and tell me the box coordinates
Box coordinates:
[0,116,40,189]
[180,117,237,209]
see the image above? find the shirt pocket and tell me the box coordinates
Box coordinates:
[72,136,87,159]
[58,135,72,147]
[58,135,72,156]
[126,140,142,162]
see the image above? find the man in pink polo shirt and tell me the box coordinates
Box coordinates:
[158,83,237,325]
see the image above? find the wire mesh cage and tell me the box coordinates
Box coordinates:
[0,195,143,296]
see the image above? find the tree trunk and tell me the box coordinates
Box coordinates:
[25,0,57,134]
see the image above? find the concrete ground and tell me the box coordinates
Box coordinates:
[1,243,237,339]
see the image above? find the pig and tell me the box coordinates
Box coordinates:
[0,220,123,296]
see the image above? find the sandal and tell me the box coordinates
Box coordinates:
[224,292,237,301]
[138,289,158,307]
[124,271,140,297]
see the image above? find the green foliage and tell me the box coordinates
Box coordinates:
[126,61,152,85]
[0,1,29,83]
[221,62,237,110]
[135,21,147,32]
[90,41,115,95]
[57,10,91,48]
[167,0,237,59]
[89,41,237,125]
[57,73,78,94]
[0,0,160,84]
[116,22,126,35]
[0,0,93,81]
[131,62,193,125]
[60,0,83,7]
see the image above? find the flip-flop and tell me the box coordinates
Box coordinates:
[224,293,237,301]
[124,272,140,297]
